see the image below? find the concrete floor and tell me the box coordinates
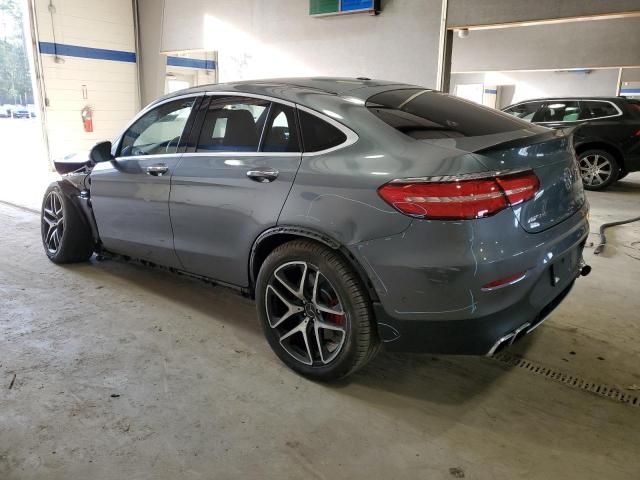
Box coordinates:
[1,175,640,480]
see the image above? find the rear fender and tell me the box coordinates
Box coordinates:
[249,225,379,302]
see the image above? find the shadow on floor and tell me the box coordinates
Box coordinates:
[62,254,538,406]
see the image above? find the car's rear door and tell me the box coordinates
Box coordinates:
[534,100,582,129]
[90,95,200,267]
[169,94,302,286]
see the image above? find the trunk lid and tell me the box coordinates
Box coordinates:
[472,128,585,233]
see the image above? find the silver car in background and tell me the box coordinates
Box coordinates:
[42,78,590,380]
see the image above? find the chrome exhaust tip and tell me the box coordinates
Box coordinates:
[580,264,592,277]
[486,322,531,357]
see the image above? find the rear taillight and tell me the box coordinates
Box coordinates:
[496,171,540,206]
[378,171,539,220]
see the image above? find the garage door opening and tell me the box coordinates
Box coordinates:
[448,14,640,109]
[0,0,52,210]
[162,50,218,95]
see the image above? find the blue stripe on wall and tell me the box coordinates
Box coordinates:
[620,88,640,94]
[166,56,216,70]
[484,89,497,94]
[38,42,136,63]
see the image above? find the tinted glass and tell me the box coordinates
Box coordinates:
[366,89,530,139]
[197,98,269,152]
[261,104,300,152]
[119,98,194,157]
[536,101,581,122]
[626,100,640,118]
[579,101,620,120]
[503,102,544,122]
[299,110,347,152]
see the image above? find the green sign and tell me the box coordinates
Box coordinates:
[310,0,339,15]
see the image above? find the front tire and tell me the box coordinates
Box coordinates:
[578,149,620,190]
[256,240,379,381]
[41,183,94,263]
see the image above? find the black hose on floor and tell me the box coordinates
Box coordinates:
[593,215,640,255]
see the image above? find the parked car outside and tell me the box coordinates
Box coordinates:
[502,97,640,190]
[41,78,590,380]
[12,108,31,119]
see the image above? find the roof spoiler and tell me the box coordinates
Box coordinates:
[474,126,579,155]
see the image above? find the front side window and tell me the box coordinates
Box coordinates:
[536,101,581,122]
[579,101,620,120]
[503,102,545,122]
[119,98,195,157]
[261,104,300,152]
[299,110,347,152]
[366,89,532,139]
[197,97,269,152]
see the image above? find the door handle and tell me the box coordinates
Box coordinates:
[146,164,169,176]
[246,168,279,183]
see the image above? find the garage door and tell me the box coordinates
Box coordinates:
[32,0,139,160]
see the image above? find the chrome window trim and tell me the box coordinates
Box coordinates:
[296,104,359,157]
[114,153,185,161]
[505,98,623,123]
[204,91,296,108]
[180,151,301,158]
[110,91,358,160]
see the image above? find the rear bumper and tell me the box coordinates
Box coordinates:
[374,279,576,355]
[349,202,590,355]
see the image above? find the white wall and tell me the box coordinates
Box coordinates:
[141,0,441,97]
[451,69,621,108]
[452,17,640,73]
[137,0,166,107]
[34,0,139,158]
[448,0,640,28]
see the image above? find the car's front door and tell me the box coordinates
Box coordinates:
[91,96,198,267]
[170,95,303,286]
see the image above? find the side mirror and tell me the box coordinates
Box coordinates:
[89,141,114,164]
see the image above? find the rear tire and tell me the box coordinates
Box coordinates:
[577,149,619,191]
[256,240,379,381]
[41,182,94,264]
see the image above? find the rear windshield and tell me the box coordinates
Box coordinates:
[366,89,532,139]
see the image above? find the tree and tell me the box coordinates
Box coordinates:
[0,0,33,106]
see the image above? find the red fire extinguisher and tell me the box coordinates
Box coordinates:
[81,105,93,132]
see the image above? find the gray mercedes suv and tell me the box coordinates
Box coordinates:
[42,78,590,380]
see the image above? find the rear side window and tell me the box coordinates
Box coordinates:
[196,97,269,152]
[536,101,581,122]
[299,110,347,152]
[579,101,620,120]
[262,104,300,152]
[366,89,530,139]
[503,102,544,122]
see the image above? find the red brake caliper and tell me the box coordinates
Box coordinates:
[328,299,343,325]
